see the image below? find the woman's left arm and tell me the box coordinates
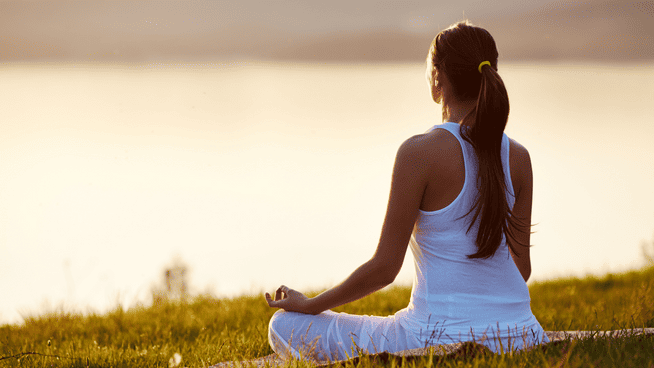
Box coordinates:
[266,136,429,314]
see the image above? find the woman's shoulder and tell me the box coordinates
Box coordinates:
[394,128,464,181]
[400,126,461,157]
[508,137,533,194]
[508,137,532,170]
[508,137,529,155]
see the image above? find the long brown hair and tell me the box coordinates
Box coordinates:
[429,21,527,259]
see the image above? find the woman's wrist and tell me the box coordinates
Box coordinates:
[306,296,324,315]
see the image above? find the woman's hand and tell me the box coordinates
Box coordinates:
[265,285,317,314]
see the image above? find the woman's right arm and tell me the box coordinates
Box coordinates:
[508,139,533,282]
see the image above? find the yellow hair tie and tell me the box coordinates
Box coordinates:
[478,61,491,73]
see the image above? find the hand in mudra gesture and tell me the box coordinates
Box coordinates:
[265,285,316,314]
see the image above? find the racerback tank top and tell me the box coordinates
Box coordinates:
[397,122,541,348]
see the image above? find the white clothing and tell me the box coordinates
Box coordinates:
[268,122,549,362]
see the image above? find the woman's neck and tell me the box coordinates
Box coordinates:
[442,100,476,124]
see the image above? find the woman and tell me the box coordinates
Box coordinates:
[265,21,549,362]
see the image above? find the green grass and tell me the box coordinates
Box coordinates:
[1,266,653,367]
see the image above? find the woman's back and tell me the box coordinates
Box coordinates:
[396,122,542,351]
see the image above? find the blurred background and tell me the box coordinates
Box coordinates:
[1,0,653,325]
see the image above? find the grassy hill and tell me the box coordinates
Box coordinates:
[1,265,653,367]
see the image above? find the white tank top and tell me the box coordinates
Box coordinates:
[398,122,536,340]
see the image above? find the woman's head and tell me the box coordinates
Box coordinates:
[427,21,500,104]
[427,21,525,259]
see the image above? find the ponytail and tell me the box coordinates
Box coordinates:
[431,21,529,259]
[462,62,513,259]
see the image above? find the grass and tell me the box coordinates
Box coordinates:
[1,265,653,367]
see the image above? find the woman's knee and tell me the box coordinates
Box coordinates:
[269,310,315,349]
[269,309,286,331]
[269,310,300,358]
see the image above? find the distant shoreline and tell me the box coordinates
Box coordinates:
[2,59,654,70]
[2,0,651,63]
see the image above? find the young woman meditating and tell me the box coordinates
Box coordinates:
[264,21,549,362]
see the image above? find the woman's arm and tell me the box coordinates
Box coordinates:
[507,139,533,282]
[266,136,429,314]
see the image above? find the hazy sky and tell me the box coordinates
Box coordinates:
[1,0,652,62]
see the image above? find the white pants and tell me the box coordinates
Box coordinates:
[268,309,416,362]
[268,309,549,363]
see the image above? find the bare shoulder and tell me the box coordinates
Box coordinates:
[509,137,530,159]
[508,137,533,194]
[398,128,460,160]
[509,138,532,170]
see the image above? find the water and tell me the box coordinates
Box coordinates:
[1,61,653,325]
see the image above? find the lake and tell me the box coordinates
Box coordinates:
[1,60,653,325]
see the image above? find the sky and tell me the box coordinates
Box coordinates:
[1,0,653,62]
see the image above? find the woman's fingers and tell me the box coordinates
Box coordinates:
[275,285,294,301]
[266,285,298,306]
[265,286,311,313]
[265,292,278,307]
[275,286,285,301]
